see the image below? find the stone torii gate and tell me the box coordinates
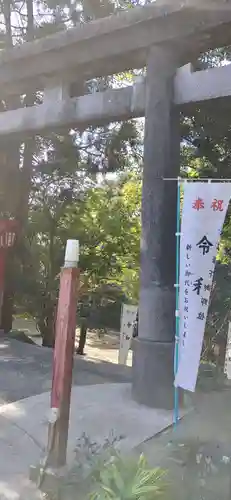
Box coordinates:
[1,0,231,409]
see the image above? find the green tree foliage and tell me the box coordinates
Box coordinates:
[5,0,231,358]
[15,173,141,344]
[65,174,141,293]
[0,0,142,339]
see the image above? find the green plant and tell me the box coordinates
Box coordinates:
[90,453,167,500]
[60,432,124,499]
[74,431,124,472]
[59,434,167,500]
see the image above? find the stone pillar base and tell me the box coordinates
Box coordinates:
[132,338,176,410]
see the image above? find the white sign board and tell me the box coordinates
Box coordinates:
[175,182,231,392]
[118,304,137,365]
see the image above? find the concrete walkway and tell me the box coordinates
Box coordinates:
[0,383,176,500]
[1,384,231,500]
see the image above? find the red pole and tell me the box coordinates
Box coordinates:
[48,240,80,467]
[0,220,19,332]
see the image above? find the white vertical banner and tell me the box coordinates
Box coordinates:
[118,304,137,365]
[175,182,231,392]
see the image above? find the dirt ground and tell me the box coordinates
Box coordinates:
[136,388,231,500]
[76,329,133,366]
[12,317,133,366]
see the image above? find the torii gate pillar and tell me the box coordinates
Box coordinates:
[132,46,180,409]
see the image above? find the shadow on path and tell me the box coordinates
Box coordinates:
[0,336,131,404]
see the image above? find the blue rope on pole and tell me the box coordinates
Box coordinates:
[173,177,181,427]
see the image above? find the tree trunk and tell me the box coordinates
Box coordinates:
[0,289,14,333]
[42,327,55,348]
[77,319,88,355]
[0,0,35,334]
[39,314,55,348]
[38,297,56,347]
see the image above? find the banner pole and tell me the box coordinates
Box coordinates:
[173,177,181,427]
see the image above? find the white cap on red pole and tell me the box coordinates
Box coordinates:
[64,239,79,268]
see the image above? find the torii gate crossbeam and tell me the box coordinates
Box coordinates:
[1,0,231,97]
[0,63,231,137]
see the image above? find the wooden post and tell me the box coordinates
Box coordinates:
[132,46,180,409]
[48,240,80,467]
